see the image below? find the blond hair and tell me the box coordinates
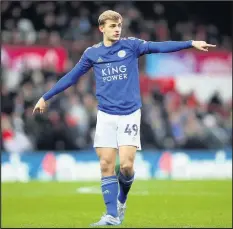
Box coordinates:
[98,10,123,25]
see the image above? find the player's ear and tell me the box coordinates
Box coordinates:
[99,25,104,33]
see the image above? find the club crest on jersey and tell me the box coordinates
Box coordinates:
[118,50,126,58]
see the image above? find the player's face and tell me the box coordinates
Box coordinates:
[100,19,122,41]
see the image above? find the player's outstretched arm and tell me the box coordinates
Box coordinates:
[32,51,92,114]
[147,40,216,53]
[134,38,216,56]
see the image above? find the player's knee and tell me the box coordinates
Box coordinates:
[100,159,115,175]
[120,162,134,176]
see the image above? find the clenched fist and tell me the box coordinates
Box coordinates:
[32,97,48,114]
[192,41,216,52]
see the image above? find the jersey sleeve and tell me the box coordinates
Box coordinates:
[42,50,93,101]
[128,37,193,57]
[128,37,151,57]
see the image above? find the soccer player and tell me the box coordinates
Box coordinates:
[33,10,216,226]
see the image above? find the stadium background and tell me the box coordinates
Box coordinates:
[1,1,232,227]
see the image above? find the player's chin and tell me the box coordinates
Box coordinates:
[112,36,120,41]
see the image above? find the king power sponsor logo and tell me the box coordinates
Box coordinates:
[101,63,128,82]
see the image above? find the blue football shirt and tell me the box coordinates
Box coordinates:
[84,37,148,115]
[43,37,192,115]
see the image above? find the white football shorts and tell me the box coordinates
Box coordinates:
[94,109,141,150]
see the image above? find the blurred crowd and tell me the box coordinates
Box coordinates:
[1,1,232,60]
[1,1,232,153]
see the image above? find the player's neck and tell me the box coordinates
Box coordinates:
[103,38,118,47]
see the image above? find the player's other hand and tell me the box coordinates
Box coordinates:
[32,97,48,115]
[192,41,216,52]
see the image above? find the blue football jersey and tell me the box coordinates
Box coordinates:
[42,37,192,115]
[80,37,151,115]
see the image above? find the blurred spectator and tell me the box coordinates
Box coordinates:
[2,114,33,155]
[17,18,36,45]
[208,91,223,114]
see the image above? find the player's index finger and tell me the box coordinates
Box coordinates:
[32,107,38,114]
[207,44,216,47]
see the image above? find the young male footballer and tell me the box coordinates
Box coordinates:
[33,10,216,226]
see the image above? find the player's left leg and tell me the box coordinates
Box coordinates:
[118,145,136,203]
[117,145,137,222]
[116,109,142,222]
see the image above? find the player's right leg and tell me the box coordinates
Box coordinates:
[90,147,121,226]
[90,110,121,226]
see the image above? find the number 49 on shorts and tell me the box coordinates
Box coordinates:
[124,124,138,136]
